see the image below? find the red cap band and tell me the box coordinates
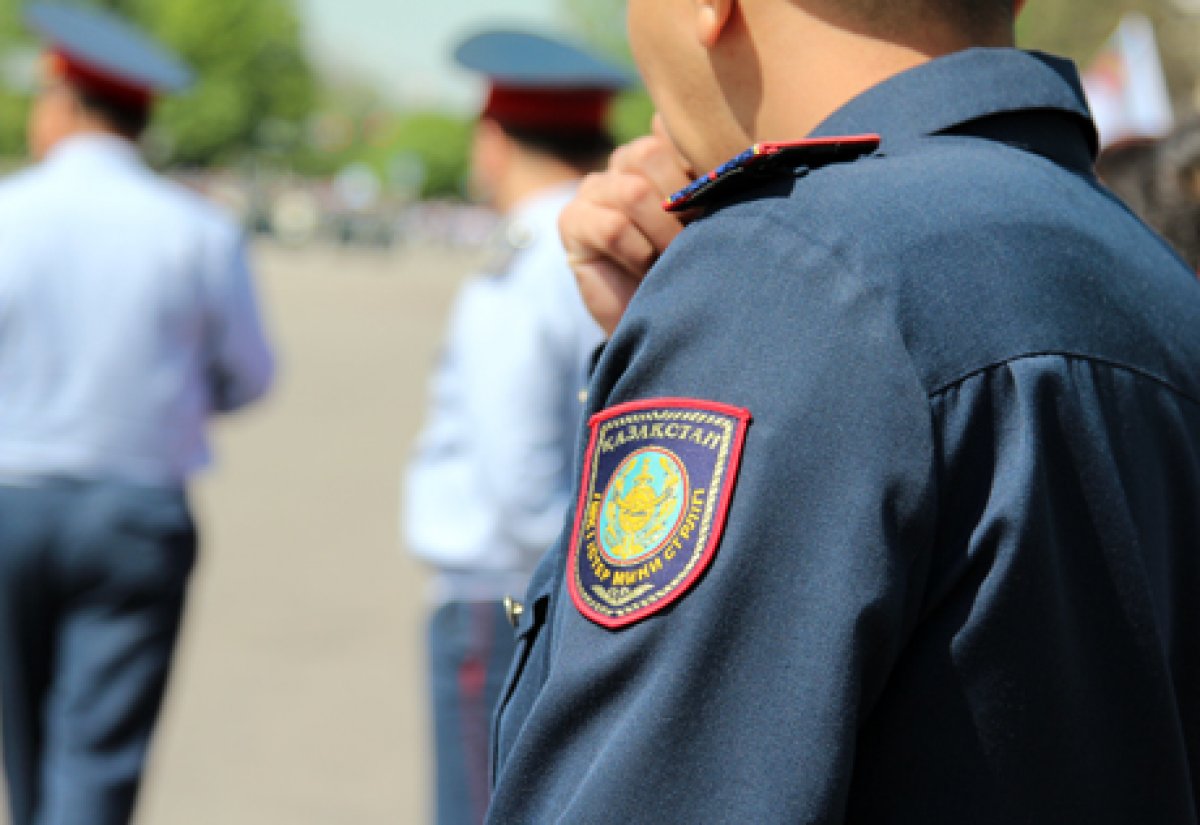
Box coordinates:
[483,84,613,132]
[48,49,153,110]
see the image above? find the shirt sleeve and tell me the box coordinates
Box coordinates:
[457,269,584,563]
[404,244,595,571]
[203,227,275,413]
[488,212,940,823]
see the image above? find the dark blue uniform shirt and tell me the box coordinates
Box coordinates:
[488,49,1200,824]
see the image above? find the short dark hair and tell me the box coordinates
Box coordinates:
[822,0,1016,40]
[74,87,151,140]
[499,122,615,174]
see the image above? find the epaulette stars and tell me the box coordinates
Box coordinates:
[664,134,881,214]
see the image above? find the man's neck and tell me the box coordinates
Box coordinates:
[739,6,1012,145]
[42,123,132,160]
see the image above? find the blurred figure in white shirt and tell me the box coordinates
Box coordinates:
[402,29,629,825]
[0,6,274,824]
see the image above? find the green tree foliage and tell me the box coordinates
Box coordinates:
[609,90,654,145]
[0,0,32,158]
[131,0,316,165]
[385,112,473,198]
[287,76,473,198]
[561,0,631,63]
[560,0,654,143]
[1019,0,1200,109]
[1017,0,1130,58]
[0,0,316,165]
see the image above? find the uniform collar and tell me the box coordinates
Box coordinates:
[665,49,1099,214]
[482,181,579,274]
[44,133,145,171]
[810,48,1098,161]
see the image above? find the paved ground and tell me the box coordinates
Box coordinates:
[112,241,475,824]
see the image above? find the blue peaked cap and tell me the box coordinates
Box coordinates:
[454,29,634,91]
[25,2,193,94]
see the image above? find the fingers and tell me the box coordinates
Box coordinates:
[595,168,685,256]
[609,132,693,203]
[560,170,684,281]
[559,121,698,335]
[560,187,662,336]
[570,257,643,337]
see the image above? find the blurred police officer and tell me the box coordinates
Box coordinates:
[488,0,1200,822]
[402,29,627,825]
[0,5,274,824]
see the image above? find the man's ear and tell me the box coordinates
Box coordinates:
[695,0,735,48]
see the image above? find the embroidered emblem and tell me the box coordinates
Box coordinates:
[664,134,881,213]
[568,399,751,629]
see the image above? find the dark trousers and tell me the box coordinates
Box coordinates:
[0,480,195,825]
[428,600,517,825]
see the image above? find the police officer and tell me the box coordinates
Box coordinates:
[402,30,628,825]
[489,0,1200,822]
[0,5,274,824]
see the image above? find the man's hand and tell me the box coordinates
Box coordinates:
[560,117,694,336]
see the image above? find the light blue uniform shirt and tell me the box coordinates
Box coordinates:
[0,135,274,485]
[404,184,604,602]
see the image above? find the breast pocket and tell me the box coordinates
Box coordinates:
[490,578,555,786]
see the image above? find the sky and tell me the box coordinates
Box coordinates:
[298,0,577,110]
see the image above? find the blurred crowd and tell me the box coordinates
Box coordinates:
[177,168,501,250]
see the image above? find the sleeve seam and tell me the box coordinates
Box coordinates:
[928,351,1200,408]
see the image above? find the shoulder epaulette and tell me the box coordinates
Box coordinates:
[663,134,881,214]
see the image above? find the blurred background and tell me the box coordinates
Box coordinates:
[0,0,1194,244]
[0,0,1198,822]
[0,0,660,248]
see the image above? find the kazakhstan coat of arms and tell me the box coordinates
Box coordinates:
[568,398,750,629]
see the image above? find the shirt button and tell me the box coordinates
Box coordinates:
[504,596,525,629]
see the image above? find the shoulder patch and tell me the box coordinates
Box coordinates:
[568,398,751,629]
[664,135,881,214]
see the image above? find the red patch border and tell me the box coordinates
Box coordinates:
[567,397,752,630]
